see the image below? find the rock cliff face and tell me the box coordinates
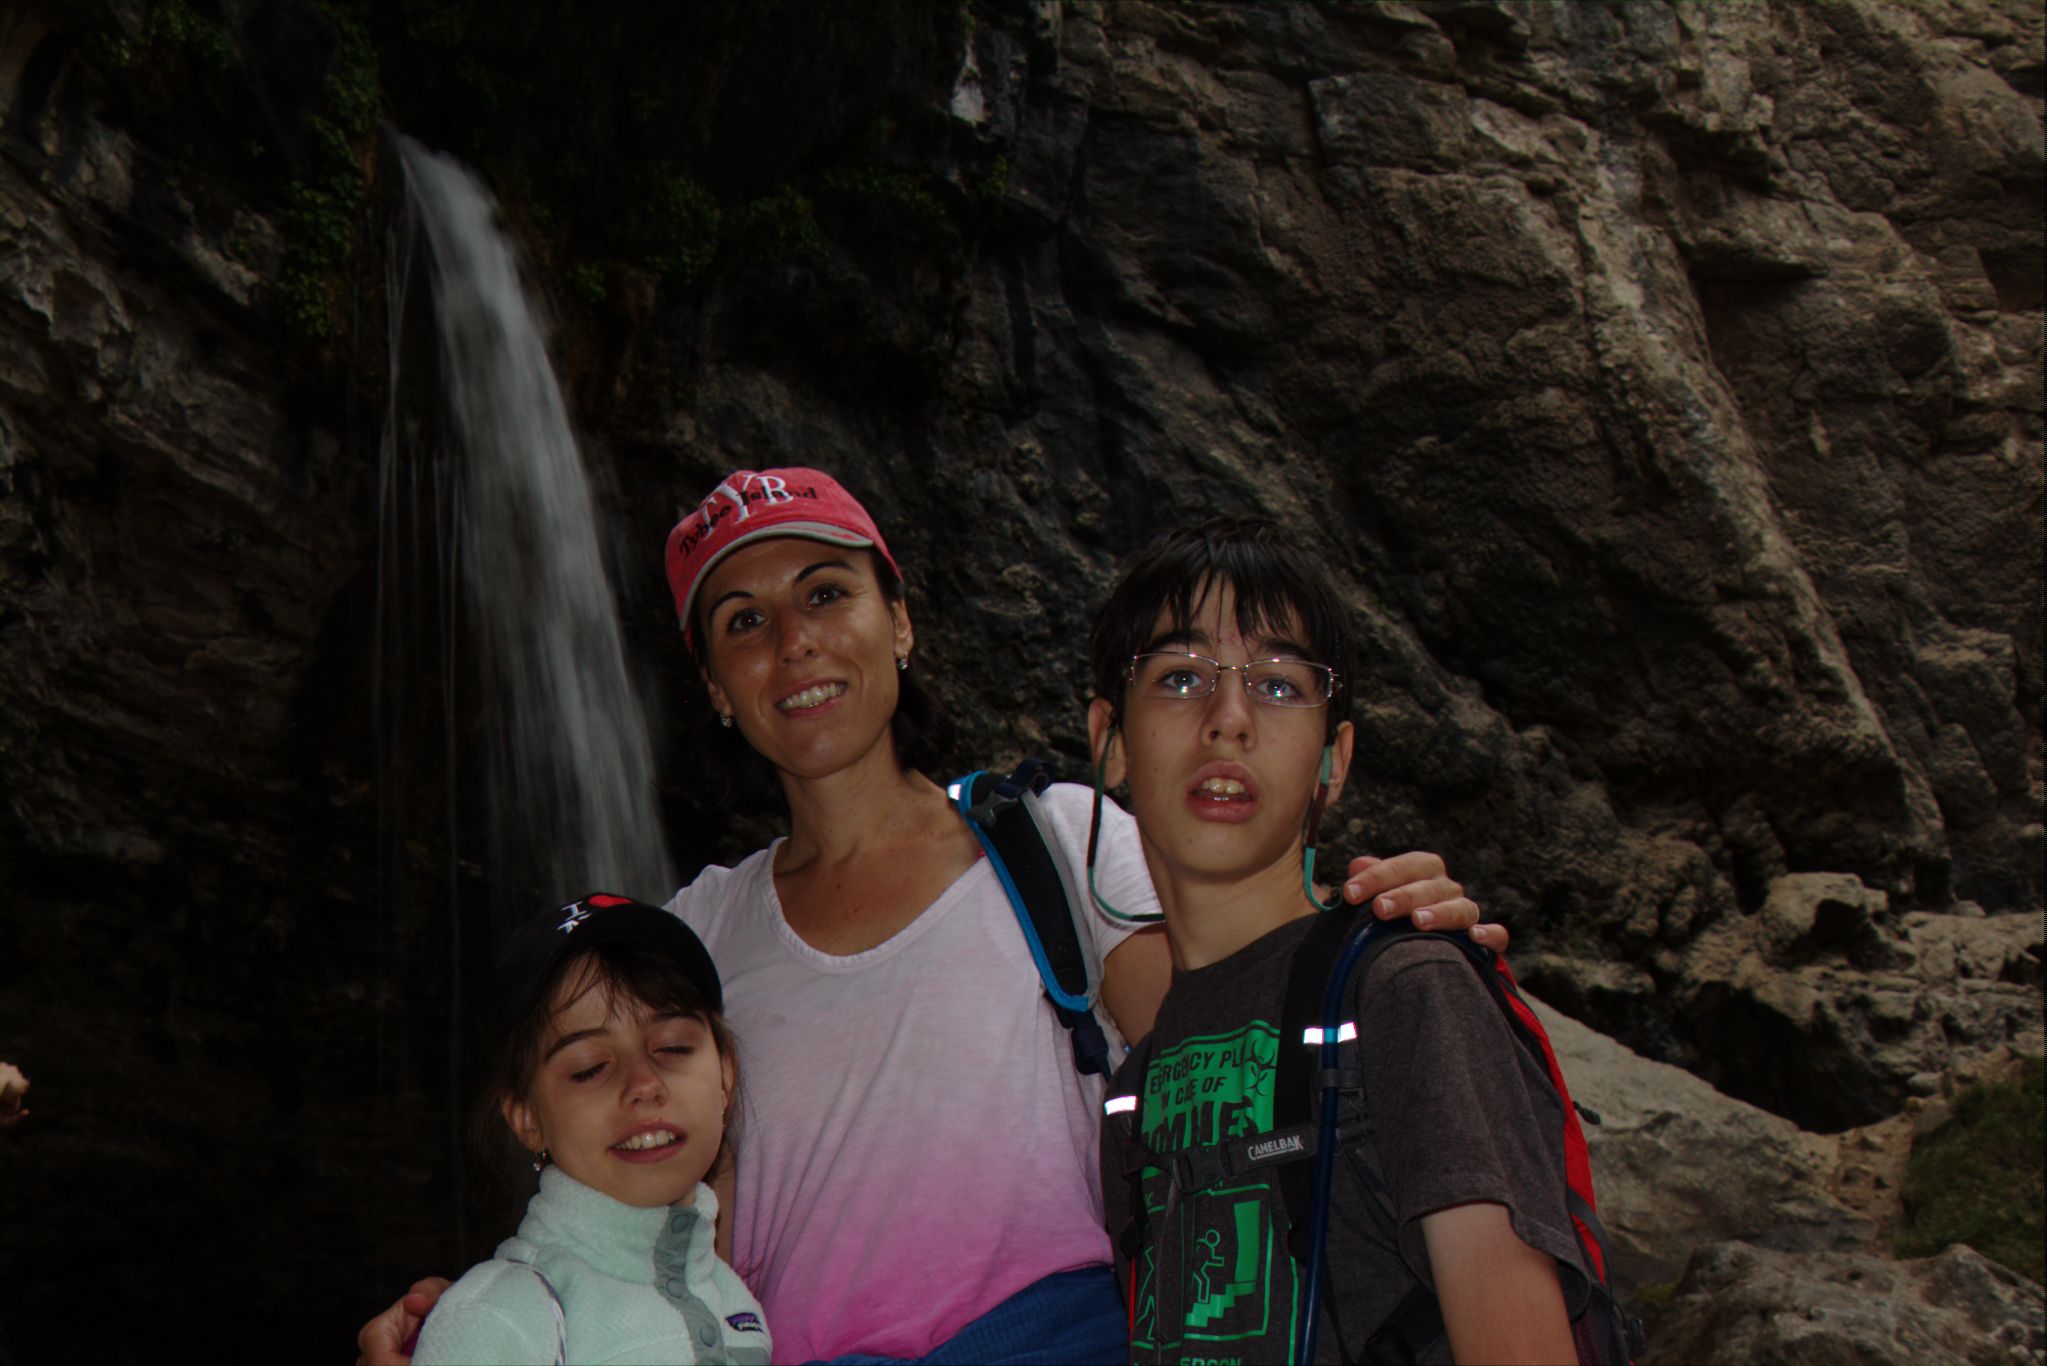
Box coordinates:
[0,1,2038,1359]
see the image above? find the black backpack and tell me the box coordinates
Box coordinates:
[950,758,1116,1078]
[1105,911,1643,1365]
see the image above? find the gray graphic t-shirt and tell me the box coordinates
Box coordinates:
[1101,916,1588,1365]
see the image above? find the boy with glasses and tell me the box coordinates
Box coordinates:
[1087,518,1589,1364]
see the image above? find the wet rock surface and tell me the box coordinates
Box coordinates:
[0,0,2039,1360]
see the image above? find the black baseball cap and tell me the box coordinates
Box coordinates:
[495,893,723,1035]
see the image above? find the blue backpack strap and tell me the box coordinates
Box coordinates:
[951,759,1112,1077]
[1275,905,1391,1259]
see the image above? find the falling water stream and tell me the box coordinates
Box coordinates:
[378,138,677,1259]
[395,138,675,904]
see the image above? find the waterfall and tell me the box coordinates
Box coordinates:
[394,137,675,908]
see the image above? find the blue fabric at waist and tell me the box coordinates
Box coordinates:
[809,1265,1126,1366]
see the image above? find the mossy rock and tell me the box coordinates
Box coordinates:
[1896,1056,2045,1284]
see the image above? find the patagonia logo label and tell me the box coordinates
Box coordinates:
[1247,1134,1305,1163]
[725,1312,764,1333]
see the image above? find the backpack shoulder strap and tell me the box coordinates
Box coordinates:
[1275,912,1425,1259]
[952,760,1112,1077]
[1384,933,1619,1288]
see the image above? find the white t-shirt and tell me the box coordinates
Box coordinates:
[666,782,1156,1362]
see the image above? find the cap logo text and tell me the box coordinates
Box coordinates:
[672,473,822,561]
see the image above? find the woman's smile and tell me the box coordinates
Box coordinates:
[776,680,848,714]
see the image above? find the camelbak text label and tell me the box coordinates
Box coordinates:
[1246,1134,1304,1163]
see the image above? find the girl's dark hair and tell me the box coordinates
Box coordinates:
[685,547,954,804]
[1088,517,1356,743]
[471,940,740,1188]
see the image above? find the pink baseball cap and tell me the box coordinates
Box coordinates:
[665,467,901,648]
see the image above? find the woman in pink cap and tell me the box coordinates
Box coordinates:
[363,466,1496,1365]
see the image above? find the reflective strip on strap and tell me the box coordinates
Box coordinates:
[1301,1022,1356,1045]
[1104,1094,1138,1116]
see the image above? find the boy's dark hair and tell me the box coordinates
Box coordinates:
[685,549,954,803]
[472,939,741,1187]
[1089,517,1355,743]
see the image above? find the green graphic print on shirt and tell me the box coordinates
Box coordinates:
[1130,1020,1303,1364]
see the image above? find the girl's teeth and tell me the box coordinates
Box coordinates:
[619,1130,679,1151]
[1198,777,1247,796]
[778,683,846,711]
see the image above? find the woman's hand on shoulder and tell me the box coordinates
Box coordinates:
[356,1277,450,1366]
[1342,852,1506,953]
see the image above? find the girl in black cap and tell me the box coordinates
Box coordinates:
[411,895,770,1366]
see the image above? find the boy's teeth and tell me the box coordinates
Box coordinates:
[1198,777,1248,796]
[619,1130,679,1151]
[778,683,846,711]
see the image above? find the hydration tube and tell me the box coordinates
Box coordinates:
[1299,744,1340,912]
[1085,735,1165,924]
[1296,912,1387,1366]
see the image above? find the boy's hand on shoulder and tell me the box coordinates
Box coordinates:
[1342,852,1508,953]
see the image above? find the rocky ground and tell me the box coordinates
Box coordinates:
[0,1,2039,1361]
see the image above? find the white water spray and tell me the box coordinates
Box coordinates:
[397,137,673,903]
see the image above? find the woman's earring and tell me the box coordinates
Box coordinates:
[896,656,908,672]
[532,1148,550,1173]
[719,713,733,728]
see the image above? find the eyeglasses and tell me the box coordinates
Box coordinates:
[1126,652,1336,709]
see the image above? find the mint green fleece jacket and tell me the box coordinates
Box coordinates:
[412,1167,771,1365]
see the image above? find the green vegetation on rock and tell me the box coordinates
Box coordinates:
[974,154,1008,206]
[566,262,607,304]
[645,170,722,286]
[403,3,466,47]
[85,1,234,74]
[277,2,380,341]
[721,185,819,267]
[821,165,946,221]
[1896,1056,2045,1284]
[278,182,356,338]
[145,1,235,70]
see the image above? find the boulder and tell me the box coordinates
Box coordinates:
[1649,1241,2046,1366]
[1530,874,2044,1129]
[1526,992,1872,1291]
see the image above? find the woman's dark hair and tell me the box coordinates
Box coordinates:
[685,547,954,804]
[471,939,741,1188]
[1088,517,1356,743]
